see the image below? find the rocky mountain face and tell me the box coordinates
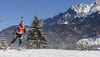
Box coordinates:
[45,24,82,49]
[40,1,100,27]
[40,1,100,49]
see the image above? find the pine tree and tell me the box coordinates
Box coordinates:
[0,33,7,49]
[26,16,48,49]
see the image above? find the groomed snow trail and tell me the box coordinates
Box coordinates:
[0,49,100,57]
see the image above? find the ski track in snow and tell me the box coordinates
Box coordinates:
[0,49,100,57]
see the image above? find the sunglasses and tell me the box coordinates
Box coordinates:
[22,23,24,24]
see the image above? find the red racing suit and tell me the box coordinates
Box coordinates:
[14,25,26,34]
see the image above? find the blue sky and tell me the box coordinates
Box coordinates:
[0,0,95,31]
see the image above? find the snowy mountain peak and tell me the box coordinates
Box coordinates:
[40,1,100,29]
[70,1,100,15]
[90,1,100,13]
[62,1,100,24]
[70,4,90,14]
[94,0,100,6]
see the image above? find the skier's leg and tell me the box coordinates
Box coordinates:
[19,38,22,46]
[18,35,23,50]
[10,35,18,46]
[6,35,18,50]
[19,34,23,46]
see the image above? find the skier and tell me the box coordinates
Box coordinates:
[7,21,26,50]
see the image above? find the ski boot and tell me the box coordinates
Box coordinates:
[18,46,21,51]
[6,43,12,50]
[6,46,12,50]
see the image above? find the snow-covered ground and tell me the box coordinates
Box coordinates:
[0,49,100,57]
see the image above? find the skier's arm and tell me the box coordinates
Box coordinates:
[24,28,26,33]
[13,26,19,34]
[23,28,27,40]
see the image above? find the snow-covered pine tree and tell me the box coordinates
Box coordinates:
[77,39,93,50]
[0,33,7,49]
[26,16,48,49]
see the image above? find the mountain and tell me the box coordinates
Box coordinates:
[40,1,100,49]
[40,1,100,28]
[45,24,82,49]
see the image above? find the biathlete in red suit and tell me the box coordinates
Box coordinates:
[7,21,26,50]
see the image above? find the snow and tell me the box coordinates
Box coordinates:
[90,6,100,13]
[77,35,100,47]
[72,1,100,16]
[77,38,95,46]
[63,21,68,24]
[0,49,100,57]
[89,1,100,13]
[90,35,100,45]
[71,4,90,14]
